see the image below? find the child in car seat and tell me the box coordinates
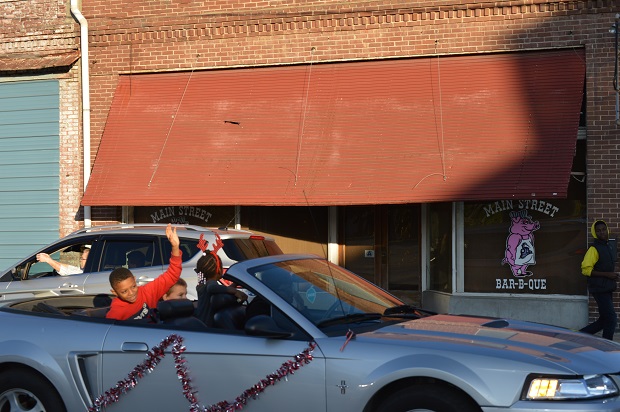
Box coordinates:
[194,234,247,326]
[106,224,182,321]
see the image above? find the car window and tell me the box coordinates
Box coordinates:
[221,238,283,262]
[27,242,92,280]
[28,251,64,279]
[161,237,200,264]
[100,240,157,271]
[180,238,199,262]
[160,236,282,265]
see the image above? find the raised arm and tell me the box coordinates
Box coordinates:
[166,224,180,257]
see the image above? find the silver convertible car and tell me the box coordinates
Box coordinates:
[1,254,620,412]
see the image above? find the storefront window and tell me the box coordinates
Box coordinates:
[343,206,375,284]
[428,203,452,293]
[463,199,587,294]
[387,204,420,291]
[243,206,328,257]
[385,204,421,305]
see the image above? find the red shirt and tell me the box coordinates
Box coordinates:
[106,253,183,320]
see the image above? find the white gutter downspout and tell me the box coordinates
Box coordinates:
[70,0,92,228]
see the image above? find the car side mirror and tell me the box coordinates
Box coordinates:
[244,315,293,338]
[0,269,17,282]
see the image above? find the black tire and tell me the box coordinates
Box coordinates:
[0,369,66,412]
[374,384,480,412]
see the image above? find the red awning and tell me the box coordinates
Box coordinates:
[82,48,585,206]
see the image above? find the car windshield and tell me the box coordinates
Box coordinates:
[248,258,405,327]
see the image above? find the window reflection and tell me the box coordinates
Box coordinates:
[429,203,452,293]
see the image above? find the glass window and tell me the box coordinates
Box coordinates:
[387,204,420,291]
[242,206,328,257]
[428,203,452,293]
[100,240,156,270]
[178,238,200,263]
[27,242,91,280]
[163,236,283,265]
[463,199,587,294]
[221,238,283,262]
[343,206,375,284]
[162,237,203,263]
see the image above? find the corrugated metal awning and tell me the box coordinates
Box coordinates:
[82,49,585,206]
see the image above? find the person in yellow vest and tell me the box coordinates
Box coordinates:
[579,220,620,340]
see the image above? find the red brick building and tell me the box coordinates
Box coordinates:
[1,1,619,329]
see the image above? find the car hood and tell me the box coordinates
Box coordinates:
[362,313,620,374]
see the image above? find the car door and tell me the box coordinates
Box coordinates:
[82,235,165,295]
[99,324,326,411]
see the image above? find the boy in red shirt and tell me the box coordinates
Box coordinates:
[106,224,182,321]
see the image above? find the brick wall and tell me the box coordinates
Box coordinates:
[58,65,83,235]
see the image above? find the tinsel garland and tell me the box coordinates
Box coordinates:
[89,334,316,412]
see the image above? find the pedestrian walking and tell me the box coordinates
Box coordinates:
[579,220,620,340]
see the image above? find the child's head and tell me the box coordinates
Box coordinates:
[109,267,138,303]
[163,278,188,301]
[194,253,223,282]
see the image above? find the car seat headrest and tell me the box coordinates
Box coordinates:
[157,299,195,321]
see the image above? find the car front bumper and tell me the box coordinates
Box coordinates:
[483,396,620,412]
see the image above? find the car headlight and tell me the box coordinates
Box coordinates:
[524,374,618,400]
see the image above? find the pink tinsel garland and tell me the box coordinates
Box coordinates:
[89,334,316,412]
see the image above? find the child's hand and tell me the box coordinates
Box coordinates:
[166,224,180,253]
[234,290,248,303]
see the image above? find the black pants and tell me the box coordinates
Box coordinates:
[580,291,617,340]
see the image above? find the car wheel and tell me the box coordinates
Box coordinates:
[374,384,480,412]
[0,369,66,412]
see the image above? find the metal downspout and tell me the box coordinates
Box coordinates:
[613,15,620,126]
[70,0,92,227]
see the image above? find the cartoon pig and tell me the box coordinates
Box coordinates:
[501,210,540,277]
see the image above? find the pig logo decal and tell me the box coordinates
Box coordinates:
[502,210,540,277]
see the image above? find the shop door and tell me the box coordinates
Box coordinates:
[342,205,421,304]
